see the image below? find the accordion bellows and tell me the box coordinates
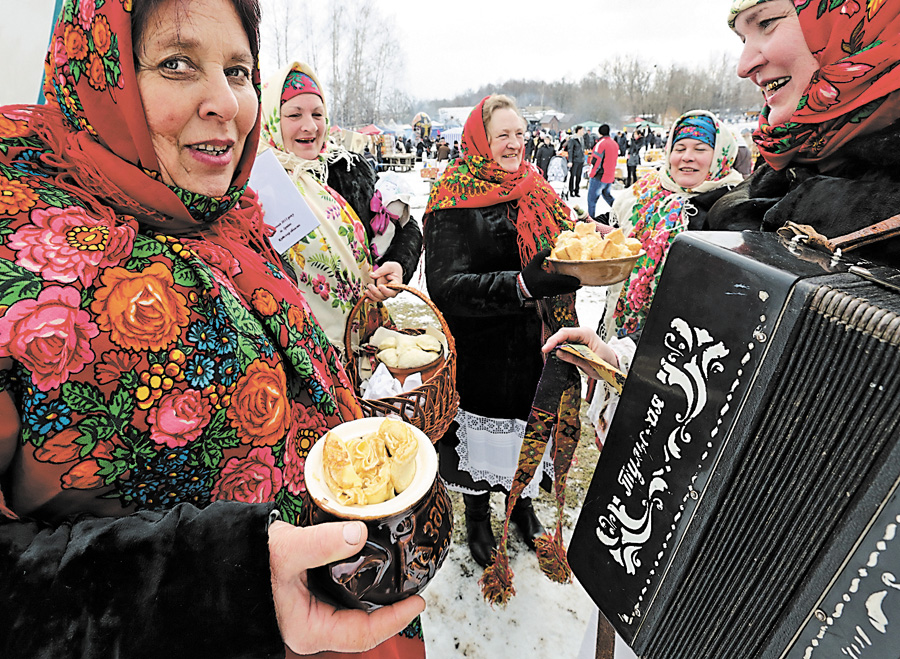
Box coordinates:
[569,232,900,659]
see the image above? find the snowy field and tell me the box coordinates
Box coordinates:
[384,164,629,658]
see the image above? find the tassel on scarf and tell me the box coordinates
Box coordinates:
[479,546,515,606]
[535,530,571,584]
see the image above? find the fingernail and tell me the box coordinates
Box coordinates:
[343,522,363,545]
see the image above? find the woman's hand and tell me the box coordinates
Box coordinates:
[269,520,425,655]
[365,262,403,301]
[542,327,619,373]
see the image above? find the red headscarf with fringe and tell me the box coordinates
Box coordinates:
[427,97,582,605]
[426,97,573,265]
[751,0,900,171]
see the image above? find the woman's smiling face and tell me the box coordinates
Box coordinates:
[135,0,257,197]
[668,138,714,189]
[280,93,327,160]
[733,0,820,125]
[486,108,525,173]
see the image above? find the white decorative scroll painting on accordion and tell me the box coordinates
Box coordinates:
[596,318,729,576]
[803,518,900,659]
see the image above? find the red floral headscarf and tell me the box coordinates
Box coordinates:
[426,97,573,266]
[41,0,261,229]
[744,0,900,170]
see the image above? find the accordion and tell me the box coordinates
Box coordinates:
[568,231,900,659]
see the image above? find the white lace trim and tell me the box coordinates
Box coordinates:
[452,409,555,498]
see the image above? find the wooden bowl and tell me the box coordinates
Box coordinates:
[546,250,645,286]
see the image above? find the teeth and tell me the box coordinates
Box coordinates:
[765,77,789,92]
[194,144,229,155]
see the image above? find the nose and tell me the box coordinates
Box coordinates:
[198,69,240,122]
[737,39,764,80]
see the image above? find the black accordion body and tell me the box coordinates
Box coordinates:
[568,231,900,659]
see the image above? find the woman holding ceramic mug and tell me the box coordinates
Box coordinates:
[0,0,422,656]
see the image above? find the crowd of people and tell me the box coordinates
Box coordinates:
[3,0,900,656]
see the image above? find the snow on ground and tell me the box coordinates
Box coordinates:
[383,164,622,658]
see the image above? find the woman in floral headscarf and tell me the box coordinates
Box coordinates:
[424,95,581,584]
[0,0,423,656]
[260,63,422,354]
[707,0,900,265]
[576,111,742,438]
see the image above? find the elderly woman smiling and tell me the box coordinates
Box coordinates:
[706,0,900,265]
[423,95,581,573]
[0,0,423,657]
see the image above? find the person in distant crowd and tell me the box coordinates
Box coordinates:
[524,131,536,161]
[535,134,556,178]
[616,130,628,156]
[436,139,451,161]
[732,136,753,178]
[416,140,426,161]
[528,132,542,162]
[450,140,460,160]
[583,128,597,151]
[624,128,645,187]
[586,124,620,218]
[405,137,413,152]
[566,125,586,198]
[423,94,581,569]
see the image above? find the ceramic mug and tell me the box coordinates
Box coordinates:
[304,417,453,611]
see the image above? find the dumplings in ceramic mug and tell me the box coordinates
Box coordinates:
[322,418,418,505]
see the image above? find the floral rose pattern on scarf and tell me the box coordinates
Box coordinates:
[0,0,363,530]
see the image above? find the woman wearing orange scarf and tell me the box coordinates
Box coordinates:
[0,0,422,656]
[424,95,581,584]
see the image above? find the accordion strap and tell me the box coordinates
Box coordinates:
[777,214,900,253]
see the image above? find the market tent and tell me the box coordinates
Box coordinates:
[439,126,463,146]
[357,124,382,135]
[623,120,665,130]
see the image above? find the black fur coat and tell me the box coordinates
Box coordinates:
[326,153,423,282]
[0,501,283,658]
[704,121,900,265]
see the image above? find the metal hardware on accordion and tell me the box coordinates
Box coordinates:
[568,231,900,659]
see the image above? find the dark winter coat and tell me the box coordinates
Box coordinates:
[327,152,423,282]
[535,143,556,176]
[704,121,900,266]
[566,134,585,164]
[423,202,544,420]
[1,501,282,658]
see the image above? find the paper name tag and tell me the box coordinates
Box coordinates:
[249,149,320,253]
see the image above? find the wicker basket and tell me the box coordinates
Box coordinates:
[343,283,458,443]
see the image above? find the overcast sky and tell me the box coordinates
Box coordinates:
[3,1,748,105]
[375,0,746,100]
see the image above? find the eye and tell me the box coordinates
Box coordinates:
[226,65,251,81]
[161,57,189,73]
